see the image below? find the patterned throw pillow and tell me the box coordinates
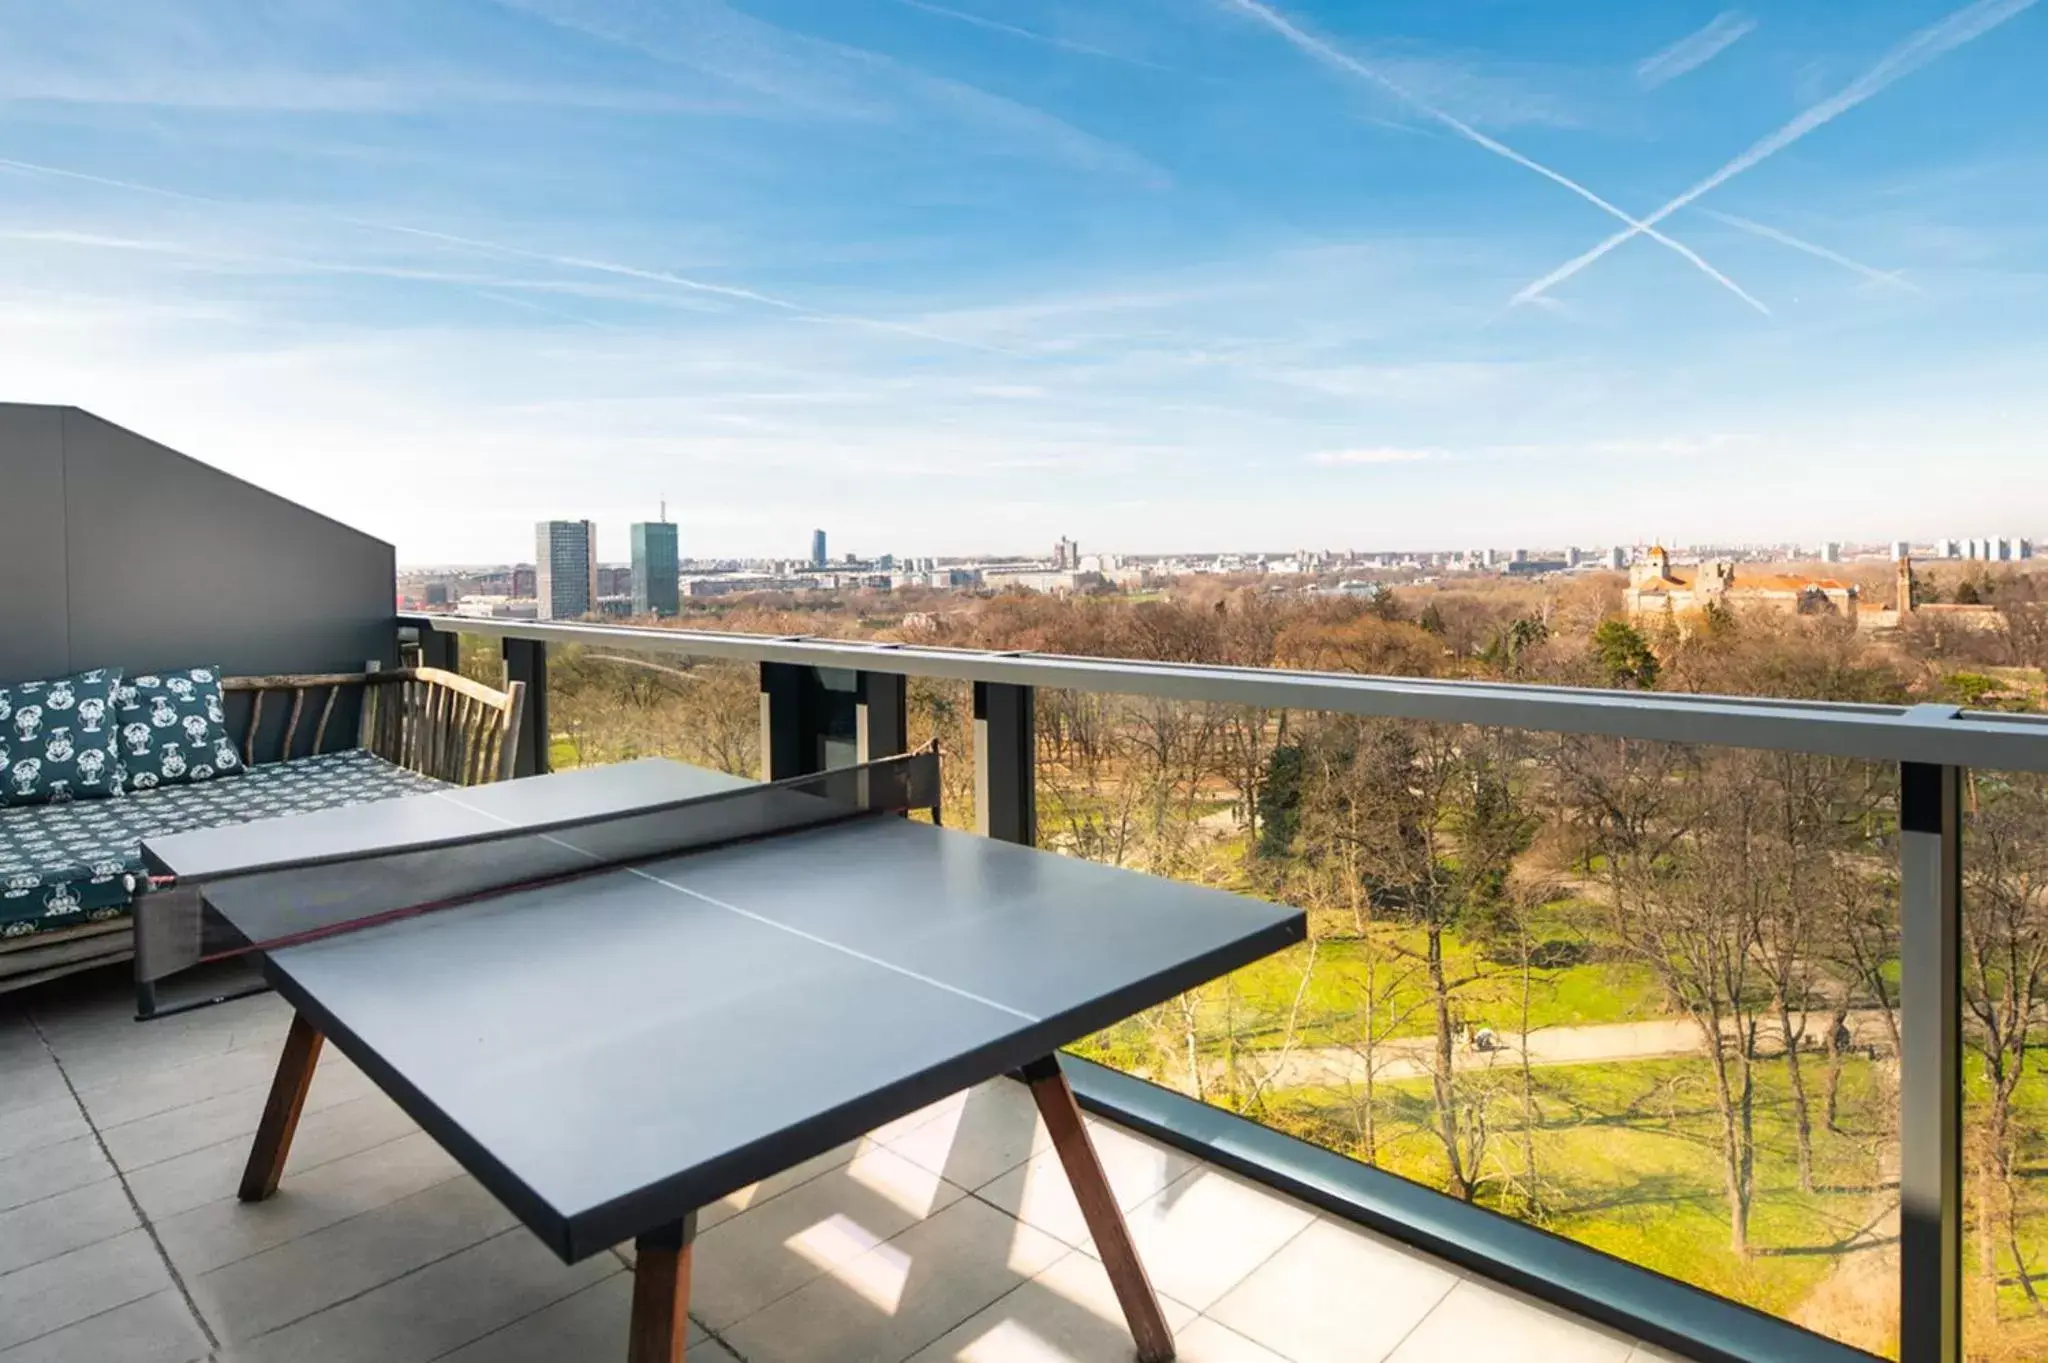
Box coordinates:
[115,667,243,791]
[0,669,126,806]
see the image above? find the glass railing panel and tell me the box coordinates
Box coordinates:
[543,642,760,776]
[1041,696,1902,1355]
[1963,768,2048,1363]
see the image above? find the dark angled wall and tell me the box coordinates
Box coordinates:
[0,405,397,686]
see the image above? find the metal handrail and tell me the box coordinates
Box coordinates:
[402,612,2048,772]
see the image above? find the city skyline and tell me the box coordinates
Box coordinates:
[3,0,2044,561]
[399,524,2038,571]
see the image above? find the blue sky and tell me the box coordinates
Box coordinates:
[1,0,2042,563]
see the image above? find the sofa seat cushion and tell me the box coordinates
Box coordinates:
[1,749,446,940]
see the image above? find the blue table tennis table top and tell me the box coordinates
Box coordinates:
[143,758,1307,1261]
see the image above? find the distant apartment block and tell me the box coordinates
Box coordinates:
[513,564,537,598]
[1820,542,1843,564]
[631,520,681,617]
[810,529,828,568]
[535,520,597,621]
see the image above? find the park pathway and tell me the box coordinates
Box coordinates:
[1230,1008,1896,1090]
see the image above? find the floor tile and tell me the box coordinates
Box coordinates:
[886,1081,1053,1190]
[905,1247,1200,1363]
[156,1129,462,1276]
[0,1176,137,1276]
[695,1136,869,1234]
[0,1227,171,1351]
[691,1144,967,1330]
[0,1136,114,1216]
[1384,1279,1638,1363]
[976,1119,1198,1247]
[71,1042,282,1131]
[724,1194,1067,1363]
[433,1273,633,1363]
[1173,1317,1294,1363]
[99,1056,375,1174]
[1081,1168,1316,1311]
[191,1175,519,1342]
[224,1226,614,1363]
[0,1289,209,1363]
[1208,1217,1460,1363]
[126,1090,418,1222]
[0,1097,90,1163]
[0,1056,68,1120]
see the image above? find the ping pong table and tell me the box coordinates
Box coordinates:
[140,755,1305,1363]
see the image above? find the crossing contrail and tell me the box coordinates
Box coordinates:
[1219,0,1769,314]
[1510,0,2039,308]
[1702,210,1921,292]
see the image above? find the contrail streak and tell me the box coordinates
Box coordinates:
[1512,0,2038,307]
[1219,0,1769,314]
[1702,210,1921,292]
[0,155,1008,353]
[889,0,1176,71]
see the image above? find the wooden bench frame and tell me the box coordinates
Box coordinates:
[1,665,525,998]
[226,666,526,786]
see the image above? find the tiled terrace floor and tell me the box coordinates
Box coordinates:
[2,973,1675,1363]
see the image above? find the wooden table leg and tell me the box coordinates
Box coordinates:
[239,1011,324,1202]
[1023,1055,1177,1363]
[628,1213,697,1363]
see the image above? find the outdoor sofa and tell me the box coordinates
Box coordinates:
[0,663,524,999]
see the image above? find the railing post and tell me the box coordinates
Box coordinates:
[502,638,549,777]
[974,681,1035,845]
[760,662,813,781]
[1899,759,1962,1363]
[858,672,908,762]
[761,663,860,779]
[417,625,458,673]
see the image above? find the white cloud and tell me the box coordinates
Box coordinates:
[1309,447,1440,465]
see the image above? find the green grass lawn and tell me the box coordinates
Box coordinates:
[1186,932,1670,1050]
[1261,1056,1896,1347]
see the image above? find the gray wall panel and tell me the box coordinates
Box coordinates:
[0,404,396,693]
[0,406,74,681]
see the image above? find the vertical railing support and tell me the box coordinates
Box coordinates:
[502,638,549,777]
[974,681,1035,845]
[858,671,908,762]
[761,663,862,779]
[417,625,458,673]
[1899,758,1962,1363]
[760,662,813,781]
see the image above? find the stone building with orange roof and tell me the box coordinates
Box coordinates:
[1624,546,1860,626]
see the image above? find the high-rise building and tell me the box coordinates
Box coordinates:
[512,564,537,597]
[1820,542,1843,564]
[631,518,680,617]
[1936,539,1961,560]
[1890,540,1911,562]
[2021,539,2036,561]
[1605,546,1627,571]
[535,520,597,621]
[810,529,828,568]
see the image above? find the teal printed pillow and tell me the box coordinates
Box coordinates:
[0,668,126,806]
[115,667,243,791]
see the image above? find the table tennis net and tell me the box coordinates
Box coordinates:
[135,749,942,981]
